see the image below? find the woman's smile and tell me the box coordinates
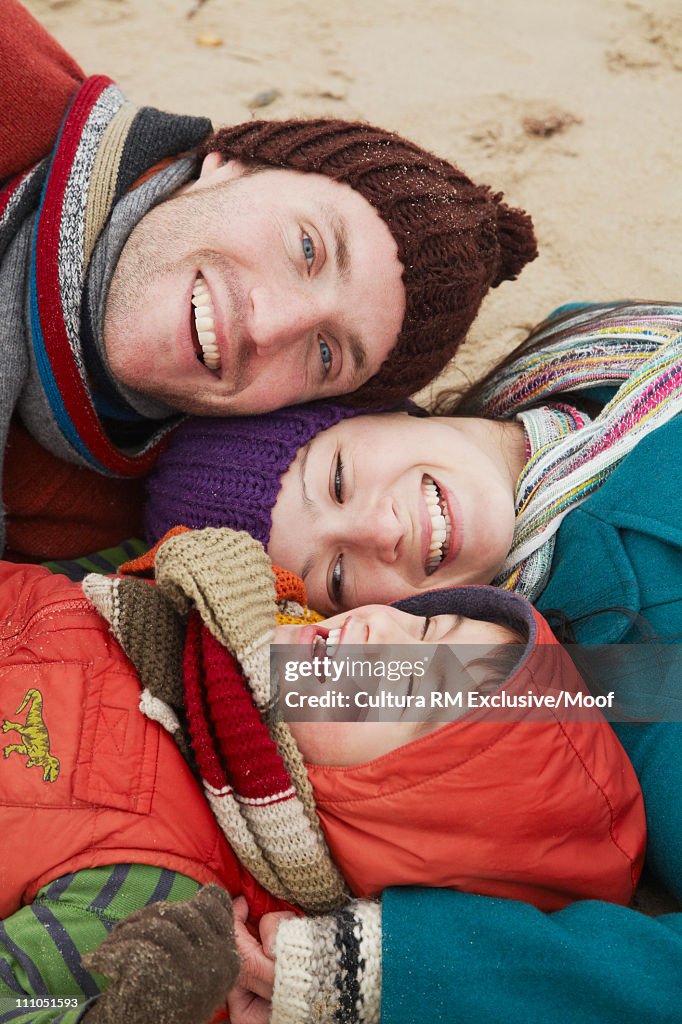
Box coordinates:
[269,411,525,615]
[420,473,464,575]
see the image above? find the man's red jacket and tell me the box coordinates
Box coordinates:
[1,1,146,560]
[0,0,84,181]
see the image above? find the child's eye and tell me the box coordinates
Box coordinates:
[302,232,315,271]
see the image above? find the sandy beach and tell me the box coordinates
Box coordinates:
[25,0,682,399]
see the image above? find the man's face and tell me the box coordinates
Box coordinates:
[103,156,406,414]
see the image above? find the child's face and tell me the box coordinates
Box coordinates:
[274,605,520,766]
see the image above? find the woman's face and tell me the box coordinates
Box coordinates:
[269,412,522,616]
[273,603,520,766]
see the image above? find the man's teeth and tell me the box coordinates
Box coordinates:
[423,475,451,575]
[192,273,221,371]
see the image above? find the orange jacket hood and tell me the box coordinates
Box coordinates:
[306,586,645,911]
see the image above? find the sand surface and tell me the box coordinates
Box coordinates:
[25,0,682,397]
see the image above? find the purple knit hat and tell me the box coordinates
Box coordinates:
[145,403,368,546]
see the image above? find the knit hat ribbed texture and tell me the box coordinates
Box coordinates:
[200,118,538,405]
[145,402,365,547]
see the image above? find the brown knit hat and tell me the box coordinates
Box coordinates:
[200,119,538,406]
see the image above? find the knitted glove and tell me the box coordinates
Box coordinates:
[271,901,381,1024]
[82,885,239,1024]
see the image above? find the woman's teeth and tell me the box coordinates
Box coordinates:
[191,273,221,371]
[423,475,451,575]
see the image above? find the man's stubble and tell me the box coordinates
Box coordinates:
[104,184,252,412]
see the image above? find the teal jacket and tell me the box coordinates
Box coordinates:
[381,414,682,1023]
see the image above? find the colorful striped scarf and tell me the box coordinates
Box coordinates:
[467,302,682,600]
[83,528,346,915]
[0,75,210,475]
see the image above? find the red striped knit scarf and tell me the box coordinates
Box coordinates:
[0,76,210,474]
[83,527,346,914]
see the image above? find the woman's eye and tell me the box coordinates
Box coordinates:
[319,338,333,376]
[421,616,432,640]
[334,453,344,502]
[302,231,315,271]
[331,555,344,604]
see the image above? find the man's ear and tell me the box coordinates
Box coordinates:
[187,154,249,192]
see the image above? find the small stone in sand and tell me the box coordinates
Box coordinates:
[250,88,282,108]
[196,33,224,48]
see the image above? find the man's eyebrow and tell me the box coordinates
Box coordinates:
[323,205,351,283]
[321,205,368,383]
[347,332,368,378]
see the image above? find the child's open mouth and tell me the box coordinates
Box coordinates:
[312,627,342,661]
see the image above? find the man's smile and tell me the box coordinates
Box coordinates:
[103,160,404,415]
[190,272,221,371]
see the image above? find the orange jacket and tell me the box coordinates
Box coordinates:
[0,561,282,920]
[308,590,646,911]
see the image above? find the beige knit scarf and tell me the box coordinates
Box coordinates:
[83,527,346,915]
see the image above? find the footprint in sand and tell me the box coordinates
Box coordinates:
[606,3,682,73]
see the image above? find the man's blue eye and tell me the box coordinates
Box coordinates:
[302,232,315,270]
[319,338,333,375]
